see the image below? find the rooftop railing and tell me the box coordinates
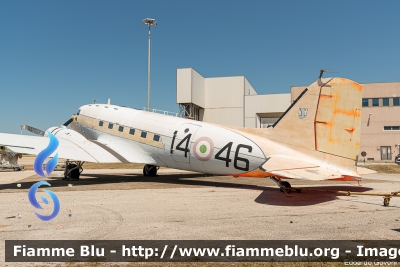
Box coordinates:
[142,107,183,117]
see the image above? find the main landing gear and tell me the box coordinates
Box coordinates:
[143,164,159,176]
[63,160,84,181]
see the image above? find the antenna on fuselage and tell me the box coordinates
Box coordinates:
[93,98,101,104]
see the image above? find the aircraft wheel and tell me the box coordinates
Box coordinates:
[383,198,390,207]
[64,163,80,180]
[279,181,291,192]
[143,165,157,176]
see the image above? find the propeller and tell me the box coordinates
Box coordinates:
[63,118,74,127]
[22,117,75,136]
[22,125,45,136]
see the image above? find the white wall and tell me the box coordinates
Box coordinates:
[245,78,257,96]
[245,94,291,115]
[205,77,245,109]
[244,94,291,127]
[191,69,205,107]
[202,108,244,127]
[176,68,192,103]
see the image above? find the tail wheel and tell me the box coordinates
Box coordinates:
[279,181,292,192]
[383,197,390,207]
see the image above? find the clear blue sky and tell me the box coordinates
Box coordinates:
[1,0,399,134]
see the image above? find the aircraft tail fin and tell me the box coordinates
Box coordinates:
[270,77,362,161]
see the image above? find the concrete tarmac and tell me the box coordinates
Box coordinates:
[1,168,400,266]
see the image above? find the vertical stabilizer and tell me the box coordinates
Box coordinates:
[270,78,362,161]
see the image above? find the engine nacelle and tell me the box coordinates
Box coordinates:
[44,126,88,143]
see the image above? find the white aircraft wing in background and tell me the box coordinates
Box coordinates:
[0,131,156,164]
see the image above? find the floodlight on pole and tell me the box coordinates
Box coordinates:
[142,18,157,111]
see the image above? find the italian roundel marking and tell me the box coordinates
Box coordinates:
[193,137,214,162]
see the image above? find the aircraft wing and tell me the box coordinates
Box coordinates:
[94,134,158,164]
[0,132,156,164]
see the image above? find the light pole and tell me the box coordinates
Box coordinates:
[142,18,157,111]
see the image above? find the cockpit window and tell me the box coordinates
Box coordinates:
[77,109,81,115]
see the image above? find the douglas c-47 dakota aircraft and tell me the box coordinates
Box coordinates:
[0,76,370,198]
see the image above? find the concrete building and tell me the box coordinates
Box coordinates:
[177,68,400,162]
[177,68,291,128]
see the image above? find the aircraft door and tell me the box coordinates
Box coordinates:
[171,123,201,162]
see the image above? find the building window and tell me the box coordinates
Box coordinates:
[384,126,400,130]
[108,123,113,129]
[394,98,400,106]
[153,135,160,142]
[141,131,147,138]
[372,98,379,106]
[362,98,369,107]
[382,98,389,106]
[99,121,104,127]
[381,146,392,160]
[129,129,135,135]
[118,126,124,132]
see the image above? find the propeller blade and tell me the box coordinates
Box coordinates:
[22,125,45,136]
[63,118,74,127]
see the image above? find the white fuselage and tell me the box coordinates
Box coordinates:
[71,104,267,175]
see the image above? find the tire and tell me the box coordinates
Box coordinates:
[67,164,80,179]
[383,198,390,207]
[279,181,291,192]
[143,165,157,176]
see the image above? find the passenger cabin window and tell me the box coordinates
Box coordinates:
[118,126,124,132]
[153,135,160,142]
[141,131,147,138]
[372,98,379,106]
[383,98,389,106]
[99,121,104,127]
[108,123,113,129]
[105,106,108,108]
[129,129,135,135]
[362,98,369,107]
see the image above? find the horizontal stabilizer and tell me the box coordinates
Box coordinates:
[268,166,344,181]
[262,156,317,171]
